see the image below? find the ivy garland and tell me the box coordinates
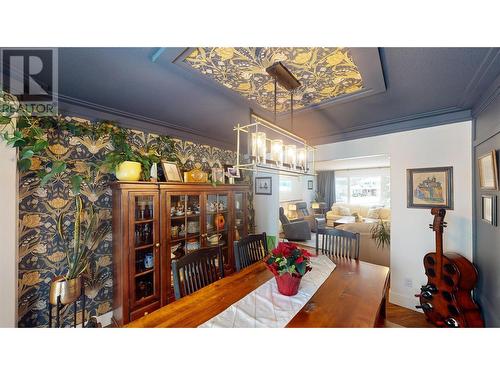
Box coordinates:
[0,91,177,195]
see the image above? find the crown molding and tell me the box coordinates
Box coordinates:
[471,71,500,118]
[459,48,500,108]
[309,107,472,145]
[57,94,236,150]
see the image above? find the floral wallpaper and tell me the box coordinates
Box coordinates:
[184,47,363,112]
[18,117,246,327]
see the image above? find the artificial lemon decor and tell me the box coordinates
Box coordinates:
[115,161,142,181]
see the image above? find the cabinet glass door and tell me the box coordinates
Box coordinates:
[205,193,229,264]
[130,193,160,308]
[234,191,247,241]
[168,193,202,260]
[167,192,201,301]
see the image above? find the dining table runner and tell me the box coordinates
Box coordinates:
[199,255,336,328]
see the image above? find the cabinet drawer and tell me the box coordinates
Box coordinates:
[130,300,161,322]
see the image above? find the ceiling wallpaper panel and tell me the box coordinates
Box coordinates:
[184,47,364,113]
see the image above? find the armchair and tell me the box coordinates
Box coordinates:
[293,202,324,233]
[279,207,311,241]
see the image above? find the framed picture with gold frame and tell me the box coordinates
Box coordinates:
[161,161,183,182]
[478,150,498,190]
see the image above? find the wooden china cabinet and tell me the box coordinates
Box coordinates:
[112,181,250,326]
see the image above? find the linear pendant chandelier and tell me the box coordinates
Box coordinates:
[233,62,315,176]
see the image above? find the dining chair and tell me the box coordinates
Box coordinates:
[234,232,268,272]
[172,245,224,300]
[315,224,360,260]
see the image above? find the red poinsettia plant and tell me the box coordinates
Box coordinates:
[266,242,312,278]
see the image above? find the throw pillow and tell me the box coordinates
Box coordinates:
[367,207,381,219]
[337,206,351,216]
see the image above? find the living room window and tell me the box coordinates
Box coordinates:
[335,168,390,207]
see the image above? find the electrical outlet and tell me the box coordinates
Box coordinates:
[404,278,413,288]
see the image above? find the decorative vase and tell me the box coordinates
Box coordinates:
[150,162,158,182]
[275,273,302,296]
[49,275,83,305]
[115,161,142,181]
[215,213,225,230]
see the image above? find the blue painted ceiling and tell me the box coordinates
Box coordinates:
[57,48,500,148]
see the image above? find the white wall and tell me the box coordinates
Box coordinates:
[278,175,316,204]
[253,172,280,237]
[316,121,473,311]
[0,142,18,327]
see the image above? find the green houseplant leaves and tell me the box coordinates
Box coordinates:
[0,90,177,195]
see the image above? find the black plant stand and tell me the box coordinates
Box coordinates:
[48,283,86,328]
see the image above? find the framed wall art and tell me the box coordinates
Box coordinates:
[255,176,272,195]
[481,195,497,226]
[226,167,240,179]
[308,180,313,190]
[478,150,498,190]
[211,167,225,184]
[407,166,453,209]
[162,161,183,182]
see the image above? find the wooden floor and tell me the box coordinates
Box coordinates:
[385,302,434,328]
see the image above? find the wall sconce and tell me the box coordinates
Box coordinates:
[285,144,297,168]
[271,139,283,166]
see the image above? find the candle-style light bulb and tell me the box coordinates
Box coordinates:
[271,139,283,166]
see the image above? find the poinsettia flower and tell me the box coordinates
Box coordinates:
[296,256,304,264]
[301,249,312,258]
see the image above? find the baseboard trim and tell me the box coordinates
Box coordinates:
[389,290,422,313]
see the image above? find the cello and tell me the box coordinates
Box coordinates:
[416,208,484,327]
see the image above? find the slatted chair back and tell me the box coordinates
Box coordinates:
[316,227,360,260]
[234,232,268,272]
[172,245,224,300]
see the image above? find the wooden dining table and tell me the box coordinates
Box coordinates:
[126,256,390,328]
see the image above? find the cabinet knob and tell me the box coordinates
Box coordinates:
[144,312,149,316]
[155,243,160,249]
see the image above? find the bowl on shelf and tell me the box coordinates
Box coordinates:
[186,239,200,252]
[175,210,184,216]
[207,233,222,245]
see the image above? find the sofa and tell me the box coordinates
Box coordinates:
[326,203,391,227]
[336,222,390,267]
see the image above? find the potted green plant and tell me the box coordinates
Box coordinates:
[103,128,143,181]
[50,196,110,305]
[142,135,177,181]
[370,215,391,249]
